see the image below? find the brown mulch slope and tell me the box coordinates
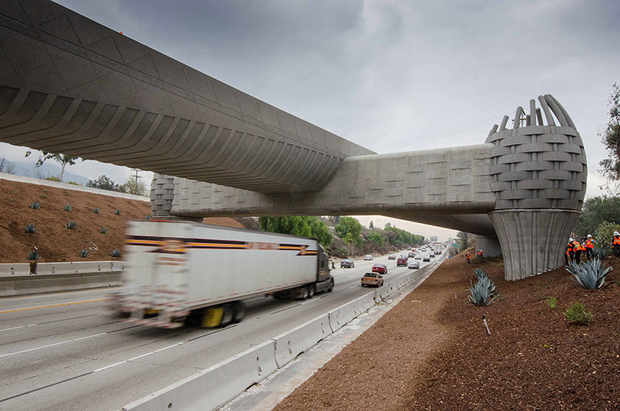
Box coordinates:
[0,179,250,263]
[275,253,620,411]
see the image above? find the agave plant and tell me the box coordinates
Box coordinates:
[111,249,121,258]
[64,204,72,212]
[93,208,100,214]
[30,202,41,210]
[25,224,36,234]
[145,214,152,219]
[468,278,499,306]
[27,249,39,261]
[474,268,488,280]
[99,226,107,234]
[566,259,612,290]
[592,248,607,260]
[113,209,121,215]
[79,249,89,258]
[65,221,77,229]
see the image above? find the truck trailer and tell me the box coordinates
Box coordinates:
[434,243,443,255]
[112,220,334,328]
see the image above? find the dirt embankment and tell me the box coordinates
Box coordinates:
[275,253,620,410]
[0,179,253,263]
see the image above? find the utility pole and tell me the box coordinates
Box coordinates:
[131,168,141,185]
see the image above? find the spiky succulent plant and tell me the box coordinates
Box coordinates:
[27,250,39,261]
[99,226,107,234]
[25,224,36,234]
[111,249,121,258]
[113,209,121,215]
[65,221,76,229]
[30,202,41,209]
[565,259,612,290]
[93,208,100,214]
[79,249,89,258]
[64,204,72,212]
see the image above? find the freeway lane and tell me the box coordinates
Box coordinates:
[0,251,443,411]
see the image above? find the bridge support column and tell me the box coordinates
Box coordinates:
[488,210,579,281]
[475,236,502,257]
[150,174,175,218]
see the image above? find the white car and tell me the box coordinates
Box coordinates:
[408,260,420,269]
[364,254,373,261]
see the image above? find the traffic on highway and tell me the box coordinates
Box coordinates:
[0,244,443,411]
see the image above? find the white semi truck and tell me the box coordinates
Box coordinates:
[112,220,334,328]
[434,243,443,255]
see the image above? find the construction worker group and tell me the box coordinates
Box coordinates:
[565,232,620,264]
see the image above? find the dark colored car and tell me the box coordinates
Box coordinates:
[423,255,431,262]
[340,259,355,268]
[372,264,388,274]
[397,257,407,267]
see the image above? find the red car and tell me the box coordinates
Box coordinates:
[396,257,407,267]
[372,264,388,274]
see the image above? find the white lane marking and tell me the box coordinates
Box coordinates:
[1,332,106,359]
[300,297,322,306]
[93,341,187,372]
[0,324,36,332]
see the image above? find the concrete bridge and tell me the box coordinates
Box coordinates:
[0,0,587,280]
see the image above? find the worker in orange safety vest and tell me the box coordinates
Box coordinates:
[573,239,584,264]
[612,231,620,257]
[565,238,575,265]
[466,252,471,264]
[584,234,594,259]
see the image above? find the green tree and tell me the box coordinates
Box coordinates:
[122,178,149,196]
[595,221,620,251]
[87,175,123,192]
[367,232,383,246]
[335,217,363,247]
[599,84,620,185]
[259,216,332,247]
[25,150,80,183]
[574,196,620,237]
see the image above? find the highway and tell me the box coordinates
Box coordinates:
[0,252,442,411]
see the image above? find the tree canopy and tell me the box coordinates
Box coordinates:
[87,175,123,191]
[25,151,80,183]
[259,216,332,247]
[335,216,363,247]
[574,196,620,237]
[599,83,620,185]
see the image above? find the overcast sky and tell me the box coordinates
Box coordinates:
[2,0,618,240]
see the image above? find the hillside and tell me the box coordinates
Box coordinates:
[0,179,252,263]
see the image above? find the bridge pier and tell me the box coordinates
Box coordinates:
[475,236,502,258]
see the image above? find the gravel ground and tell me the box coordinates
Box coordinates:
[274,252,620,410]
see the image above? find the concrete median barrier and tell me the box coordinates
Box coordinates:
[0,272,122,297]
[328,299,358,332]
[273,314,332,368]
[123,340,277,411]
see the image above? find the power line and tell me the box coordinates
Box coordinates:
[369,112,515,152]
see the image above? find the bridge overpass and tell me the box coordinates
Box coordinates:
[0,0,587,280]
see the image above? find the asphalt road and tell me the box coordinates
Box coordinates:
[0,251,442,411]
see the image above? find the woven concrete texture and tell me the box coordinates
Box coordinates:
[0,0,372,193]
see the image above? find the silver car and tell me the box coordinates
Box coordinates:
[408,260,420,269]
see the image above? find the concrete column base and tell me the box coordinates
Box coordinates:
[488,210,580,281]
[475,236,502,257]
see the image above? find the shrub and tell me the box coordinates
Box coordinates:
[65,221,76,229]
[64,204,72,212]
[111,249,121,258]
[367,232,384,247]
[474,268,487,280]
[145,214,152,219]
[564,302,593,325]
[99,226,107,234]
[545,296,557,309]
[93,208,100,214]
[468,276,498,306]
[592,248,607,260]
[114,209,121,215]
[79,249,89,258]
[25,224,36,234]
[565,259,612,289]
[30,202,41,210]
[27,249,39,261]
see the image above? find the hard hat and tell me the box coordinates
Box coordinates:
[587,234,592,238]
[569,238,574,242]
[615,232,619,236]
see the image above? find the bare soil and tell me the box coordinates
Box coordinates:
[0,179,252,263]
[275,253,620,410]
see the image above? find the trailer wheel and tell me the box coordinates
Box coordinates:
[220,304,234,327]
[307,285,315,298]
[299,286,309,300]
[232,302,246,323]
[328,279,334,292]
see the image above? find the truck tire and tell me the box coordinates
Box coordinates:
[307,285,315,298]
[220,304,234,327]
[328,279,334,292]
[299,286,309,300]
[232,301,246,323]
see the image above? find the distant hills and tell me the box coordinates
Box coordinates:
[0,158,90,185]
